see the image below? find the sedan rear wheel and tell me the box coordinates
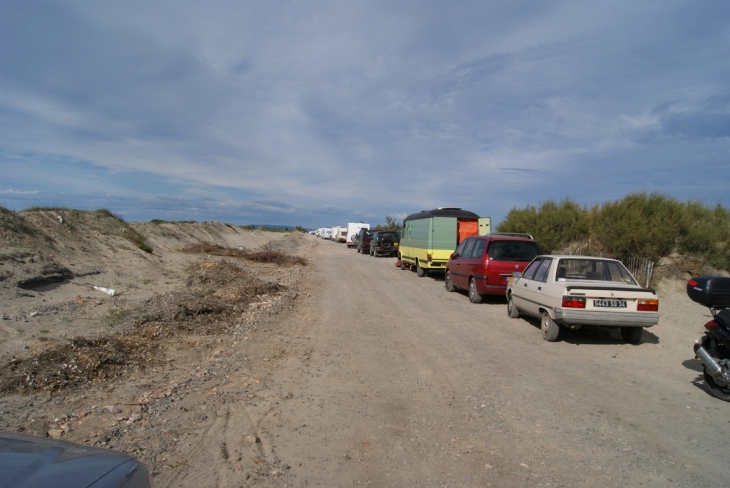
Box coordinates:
[541,311,560,342]
[621,327,643,344]
[468,278,483,303]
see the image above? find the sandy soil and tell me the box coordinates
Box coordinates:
[1,210,729,487]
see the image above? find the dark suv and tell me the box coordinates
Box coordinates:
[369,231,400,257]
[445,233,541,303]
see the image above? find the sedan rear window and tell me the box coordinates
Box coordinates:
[556,259,637,285]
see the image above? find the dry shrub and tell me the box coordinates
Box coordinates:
[0,336,155,393]
[0,260,284,394]
[179,242,307,267]
[178,242,245,257]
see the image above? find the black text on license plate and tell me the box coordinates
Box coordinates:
[593,300,627,308]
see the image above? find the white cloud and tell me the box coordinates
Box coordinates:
[0,0,729,227]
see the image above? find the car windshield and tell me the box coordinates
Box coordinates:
[487,241,541,262]
[556,258,637,285]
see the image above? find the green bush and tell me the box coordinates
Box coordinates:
[591,193,683,260]
[498,199,589,254]
[497,193,730,271]
[95,208,125,222]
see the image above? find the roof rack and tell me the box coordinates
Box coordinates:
[486,232,535,240]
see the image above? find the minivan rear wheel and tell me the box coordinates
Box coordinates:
[445,271,456,292]
[468,278,483,303]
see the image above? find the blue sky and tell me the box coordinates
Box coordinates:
[1,1,728,229]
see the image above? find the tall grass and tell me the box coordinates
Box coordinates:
[498,193,730,271]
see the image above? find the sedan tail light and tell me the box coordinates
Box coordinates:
[637,299,658,311]
[705,319,718,328]
[561,296,586,308]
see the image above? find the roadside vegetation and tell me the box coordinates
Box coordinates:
[498,193,730,271]
[374,215,402,232]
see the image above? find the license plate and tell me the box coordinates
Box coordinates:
[593,300,627,308]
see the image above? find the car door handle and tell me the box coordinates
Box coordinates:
[538,286,542,291]
[523,283,527,288]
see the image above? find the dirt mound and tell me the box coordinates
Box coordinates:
[0,207,309,391]
[653,253,730,284]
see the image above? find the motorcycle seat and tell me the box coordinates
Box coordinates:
[716,309,730,328]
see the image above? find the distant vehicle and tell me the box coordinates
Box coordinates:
[0,432,154,487]
[506,255,659,343]
[399,208,491,277]
[369,231,400,257]
[357,228,377,254]
[347,223,369,248]
[335,227,347,243]
[445,233,541,303]
[321,228,333,239]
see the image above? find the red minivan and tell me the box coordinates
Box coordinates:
[445,233,541,303]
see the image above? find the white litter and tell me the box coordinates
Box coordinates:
[93,286,115,296]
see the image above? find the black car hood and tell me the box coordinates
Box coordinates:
[0,433,151,488]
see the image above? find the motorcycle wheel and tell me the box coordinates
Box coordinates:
[703,369,730,402]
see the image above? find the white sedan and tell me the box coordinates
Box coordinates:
[506,255,659,343]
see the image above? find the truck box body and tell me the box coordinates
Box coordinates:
[687,276,730,307]
[399,208,491,273]
[346,223,370,248]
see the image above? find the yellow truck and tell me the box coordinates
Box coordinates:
[398,208,491,276]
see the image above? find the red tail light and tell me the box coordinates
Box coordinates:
[688,279,698,287]
[705,319,718,328]
[637,299,659,311]
[427,253,432,263]
[562,296,586,308]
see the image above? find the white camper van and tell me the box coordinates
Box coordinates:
[346,222,370,248]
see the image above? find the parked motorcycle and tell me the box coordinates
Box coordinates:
[687,276,730,401]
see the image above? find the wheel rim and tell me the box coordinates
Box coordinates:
[469,281,475,299]
[541,314,548,334]
[445,272,452,289]
[508,297,513,313]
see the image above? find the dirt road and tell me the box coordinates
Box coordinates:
[2,222,729,487]
[235,237,729,487]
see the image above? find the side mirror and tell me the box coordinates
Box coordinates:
[451,252,459,259]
